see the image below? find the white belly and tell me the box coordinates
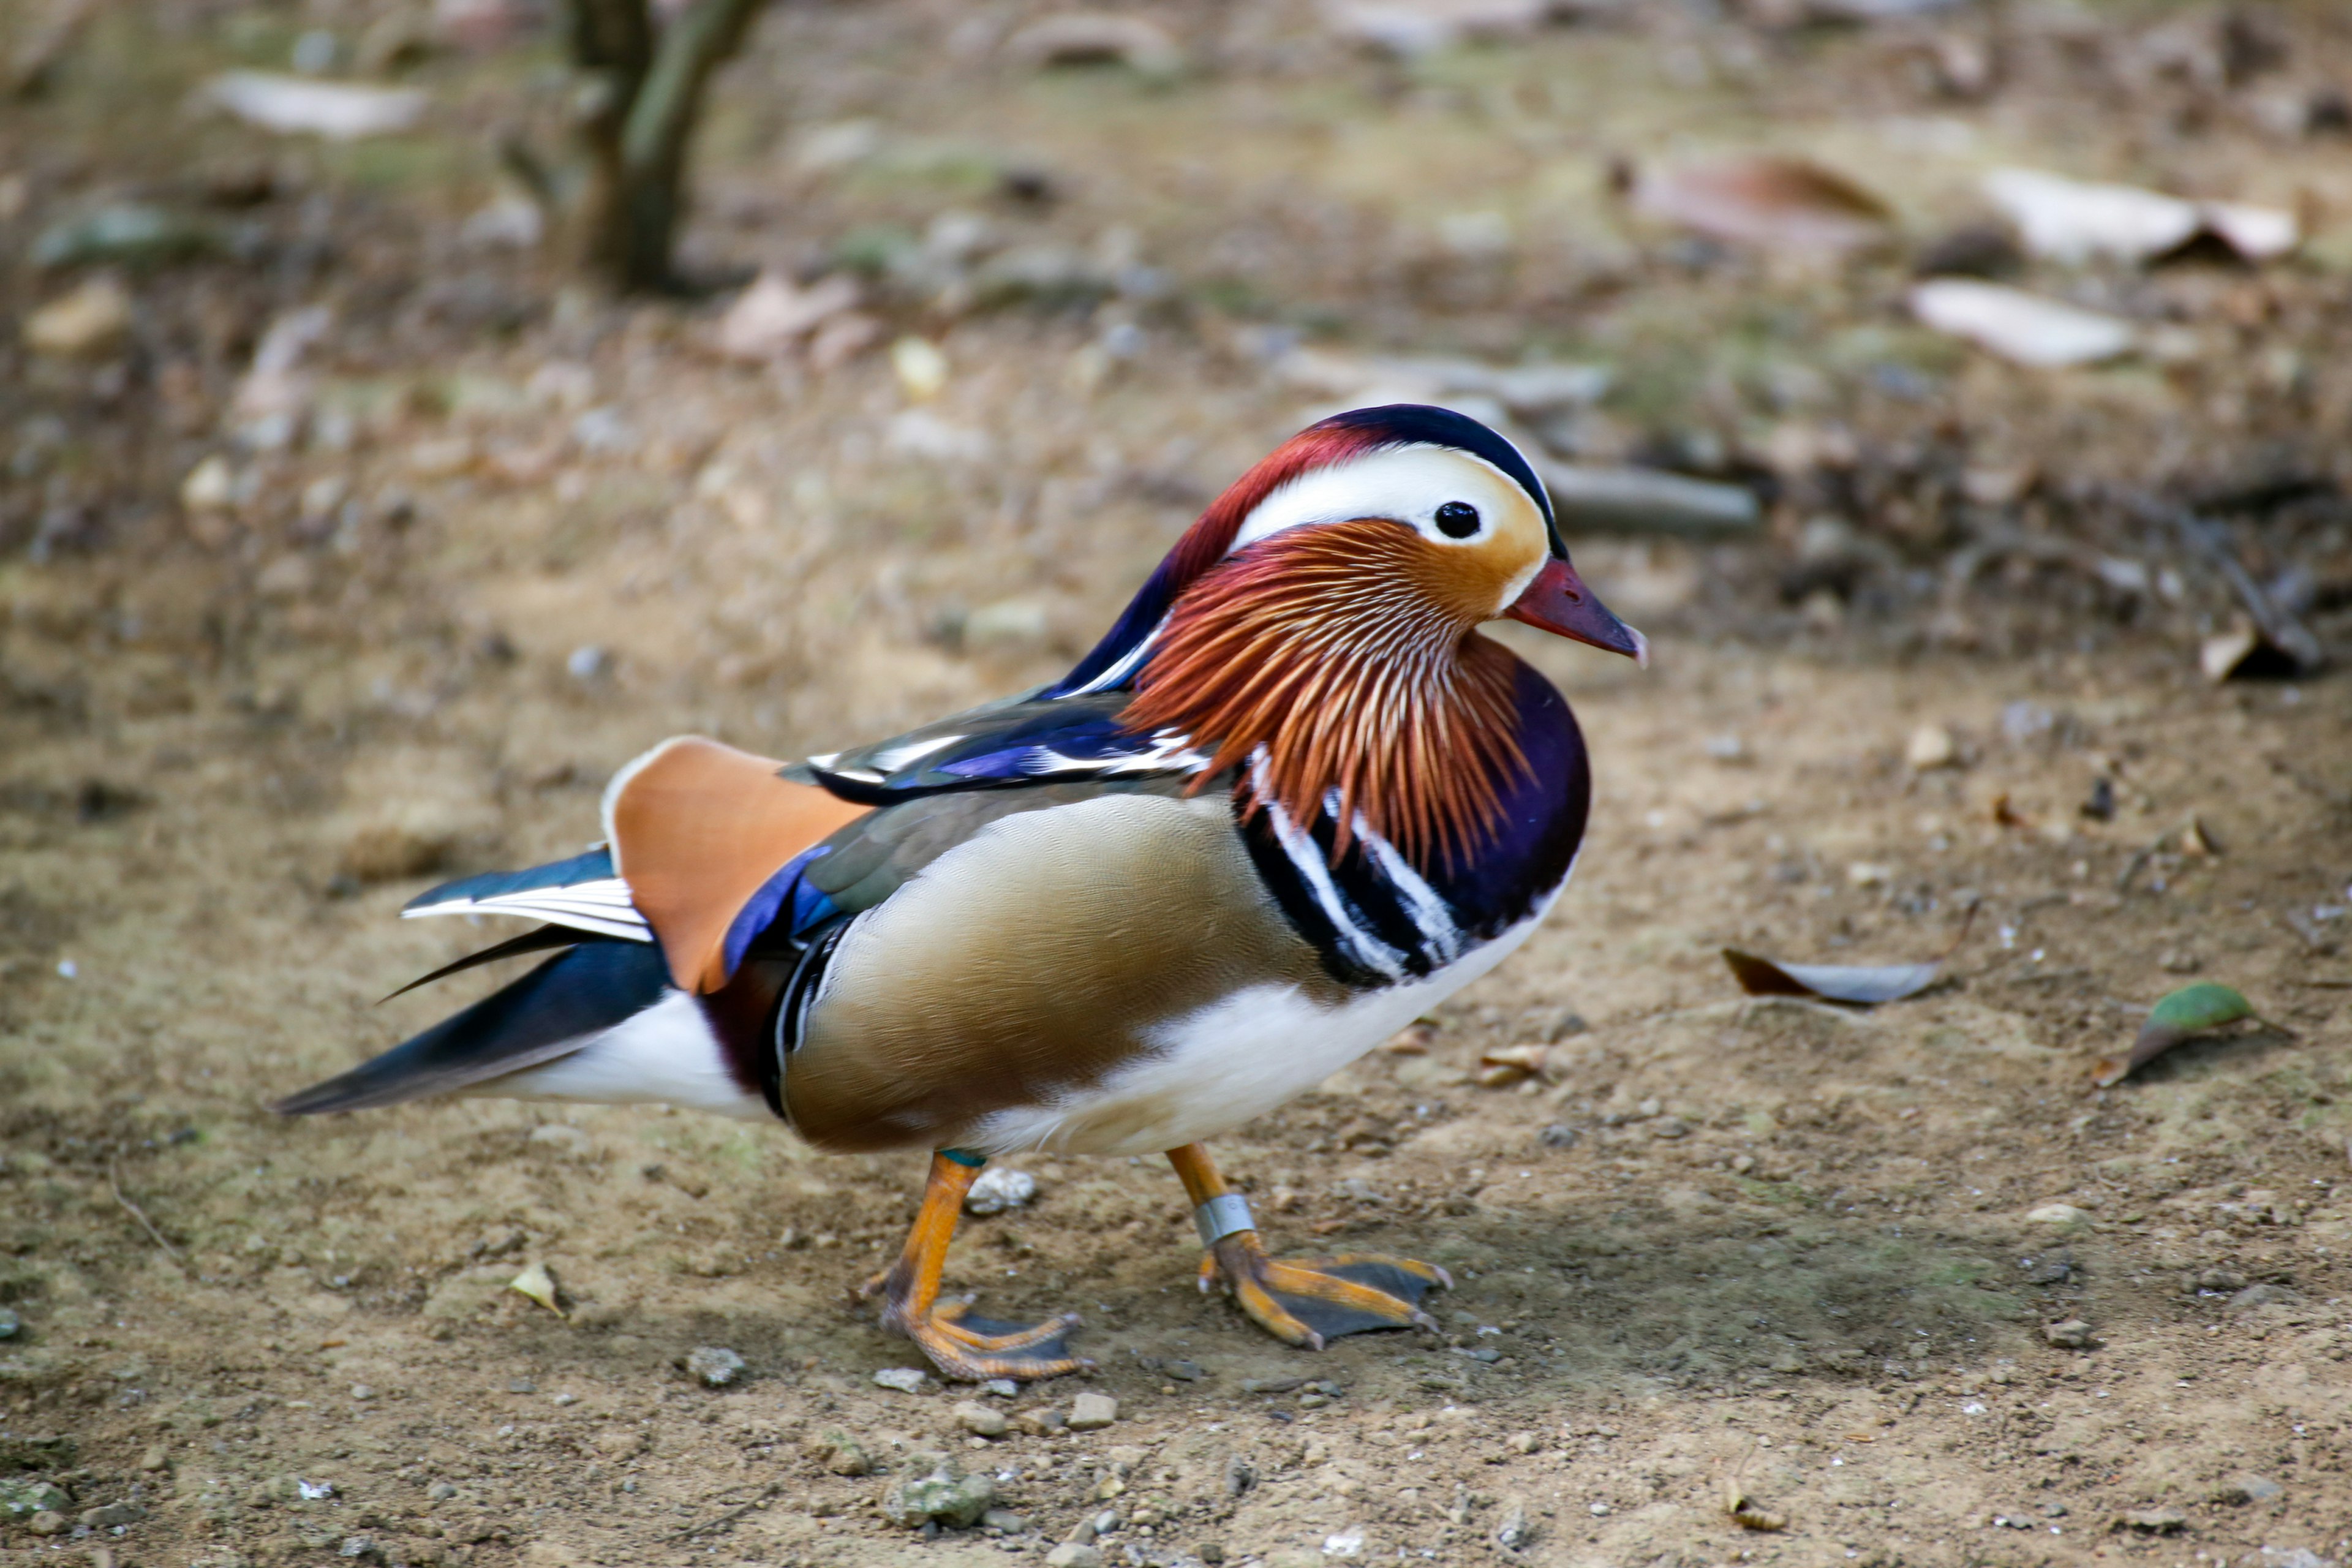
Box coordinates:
[963,901,1552,1158]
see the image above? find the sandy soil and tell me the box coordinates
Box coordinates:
[5,2,2352,1566]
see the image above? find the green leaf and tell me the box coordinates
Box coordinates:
[2092,982,2256,1087]
[2145,982,2253,1037]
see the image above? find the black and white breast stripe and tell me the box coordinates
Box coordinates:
[1238,762,1466,989]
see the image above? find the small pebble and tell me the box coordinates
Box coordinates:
[685,1346,746,1387]
[2044,1318,2094,1349]
[873,1366,930,1394]
[1044,1546,1104,1568]
[25,1511,64,1536]
[138,1445,168,1472]
[350,1384,375,1401]
[0,1307,18,1340]
[982,1378,1020,1398]
[953,1400,1009,1438]
[1539,1123,1578,1149]
[427,1482,457,1501]
[507,1377,537,1394]
[1068,1391,1118,1430]
[965,1166,1039,1216]
[552,1392,578,1406]
[338,1536,375,1558]
[2025,1203,2091,1227]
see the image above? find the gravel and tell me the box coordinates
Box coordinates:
[873,1366,930,1394]
[952,1400,1008,1438]
[1068,1391,1118,1430]
[2044,1318,2094,1349]
[1044,1547,1104,1568]
[965,1166,1039,1216]
[685,1346,746,1387]
[879,1450,995,1529]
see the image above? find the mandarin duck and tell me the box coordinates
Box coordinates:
[278,404,1645,1381]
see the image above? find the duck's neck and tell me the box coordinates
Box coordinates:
[1122,521,1530,870]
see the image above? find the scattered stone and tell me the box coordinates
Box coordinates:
[2253,1550,2331,1568]
[24,1510,65,1536]
[2044,1318,2094,1349]
[426,1482,457,1501]
[349,1383,375,1400]
[2025,1203,2092,1228]
[2210,1473,2283,1505]
[1906,723,1960,771]
[1044,1546,1105,1568]
[139,1444,168,1472]
[2230,1284,2296,1311]
[981,1507,1029,1534]
[1494,1494,1536,1551]
[880,1450,995,1530]
[1014,1408,1068,1436]
[23,277,133,358]
[0,1477,69,1518]
[952,1400,1009,1438]
[981,1378,1019,1398]
[1068,1392,1118,1430]
[2111,1509,2187,1535]
[873,1366,930,1395]
[565,644,611,682]
[181,454,237,514]
[802,1428,873,1477]
[336,1535,377,1559]
[964,1166,1039,1216]
[505,1378,536,1395]
[0,1307,17,1340]
[685,1346,745,1387]
[80,1501,145,1528]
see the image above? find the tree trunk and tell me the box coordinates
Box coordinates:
[565,0,764,295]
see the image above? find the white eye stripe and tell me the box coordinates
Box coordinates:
[1226,443,1537,556]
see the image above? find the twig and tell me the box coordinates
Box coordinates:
[1542,461,1760,539]
[2123,491,2324,671]
[108,1161,188,1268]
[671,1480,784,1540]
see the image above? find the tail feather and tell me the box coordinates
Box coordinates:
[377,925,622,1003]
[275,941,670,1116]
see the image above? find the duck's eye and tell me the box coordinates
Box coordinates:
[1433,500,1482,539]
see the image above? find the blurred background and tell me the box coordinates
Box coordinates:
[7,0,2350,734]
[5,3,2352,1564]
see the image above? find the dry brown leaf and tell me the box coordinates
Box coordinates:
[1634,155,1893,255]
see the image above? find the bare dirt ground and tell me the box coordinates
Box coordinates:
[5,2,2352,1566]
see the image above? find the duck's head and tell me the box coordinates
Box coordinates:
[1066,405,1645,866]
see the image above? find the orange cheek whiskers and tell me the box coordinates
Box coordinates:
[1125,521,1534,871]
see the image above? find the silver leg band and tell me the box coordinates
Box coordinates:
[1194,1193,1256,1248]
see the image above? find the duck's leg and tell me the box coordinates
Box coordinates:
[861,1149,1089,1382]
[1167,1142,1447,1349]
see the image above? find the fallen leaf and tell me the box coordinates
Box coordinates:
[1634,154,1893,255]
[711,272,858,363]
[1721,1464,1787,1531]
[1477,1044,1553,1086]
[1003,12,1186,75]
[1909,279,2135,368]
[1320,0,1550,58]
[1722,950,1940,1004]
[508,1260,564,1316]
[2199,623,2305,683]
[1984,168,2298,266]
[2179,817,2220,857]
[206,71,426,140]
[2089,982,2256,1087]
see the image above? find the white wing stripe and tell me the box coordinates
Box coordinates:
[1351,808,1463,965]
